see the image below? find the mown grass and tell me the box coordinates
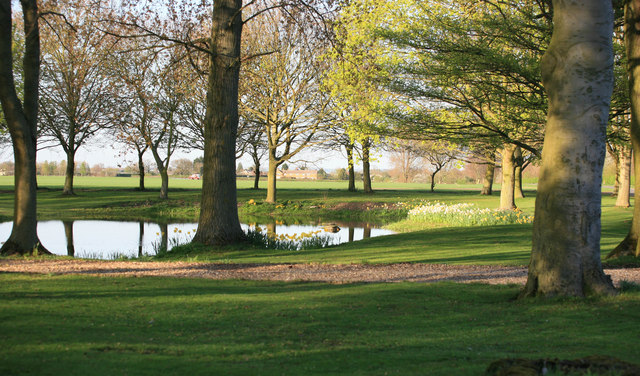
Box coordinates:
[1,274,639,376]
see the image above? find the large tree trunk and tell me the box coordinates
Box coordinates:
[514,146,525,199]
[521,0,616,297]
[615,146,631,208]
[192,0,245,246]
[266,155,279,203]
[62,149,75,195]
[346,142,356,192]
[609,0,640,259]
[362,138,373,194]
[138,151,145,191]
[480,153,495,196]
[0,1,49,255]
[499,143,517,210]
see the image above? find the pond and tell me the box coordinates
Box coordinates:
[0,220,395,259]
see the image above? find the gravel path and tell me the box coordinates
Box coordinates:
[2,259,640,286]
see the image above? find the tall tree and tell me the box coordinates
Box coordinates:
[192,0,245,244]
[38,0,113,195]
[521,0,616,297]
[0,0,49,255]
[241,9,332,203]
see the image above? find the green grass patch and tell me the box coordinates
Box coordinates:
[1,274,639,376]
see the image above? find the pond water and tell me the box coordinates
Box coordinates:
[0,220,395,259]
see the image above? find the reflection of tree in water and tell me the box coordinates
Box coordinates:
[159,223,168,253]
[63,220,74,256]
[138,221,144,257]
[266,221,276,238]
[363,224,371,239]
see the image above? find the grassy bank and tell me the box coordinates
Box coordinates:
[1,274,639,376]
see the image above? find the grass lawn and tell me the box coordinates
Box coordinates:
[1,274,640,376]
[1,176,639,374]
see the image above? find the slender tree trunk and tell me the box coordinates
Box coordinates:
[150,148,169,199]
[159,167,169,200]
[346,143,356,192]
[480,158,495,196]
[521,0,616,297]
[193,0,245,246]
[514,146,525,199]
[430,167,442,192]
[499,143,517,210]
[63,149,75,195]
[609,0,640,258]
[0,0,49,255]
[611,147,621,196]
[615,146,631,208]
[138,151,145,191]
[63,220,74,256]
[362,138,373,194]
[265,155,282,203]
[348,227,354,242]
[252,152,261,190]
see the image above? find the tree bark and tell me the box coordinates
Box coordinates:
[430,167,442,192]
[265,154,279,203]
[62,149,75,195]
[499,143,517,210]
[362,138,373,194]
[514,146,525,199]
[609,0,640,258]
[138,151,145,191]
[346,142,356,192]
[252,152,261,190]
[611,147,621,196]
[159,167,169,200]
[615,146,631,208]
[192,0,245,246]
[480,156,495,195]
[521,0,616,297]
[0,0,49,255]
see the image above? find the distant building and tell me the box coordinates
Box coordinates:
[237,170,267,178]
[277,169,318,180]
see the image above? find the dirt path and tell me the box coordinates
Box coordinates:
[2,259,640,286]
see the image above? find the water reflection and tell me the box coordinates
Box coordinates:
[0,220,394,259]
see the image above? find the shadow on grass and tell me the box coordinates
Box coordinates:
[1,275,639,376]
